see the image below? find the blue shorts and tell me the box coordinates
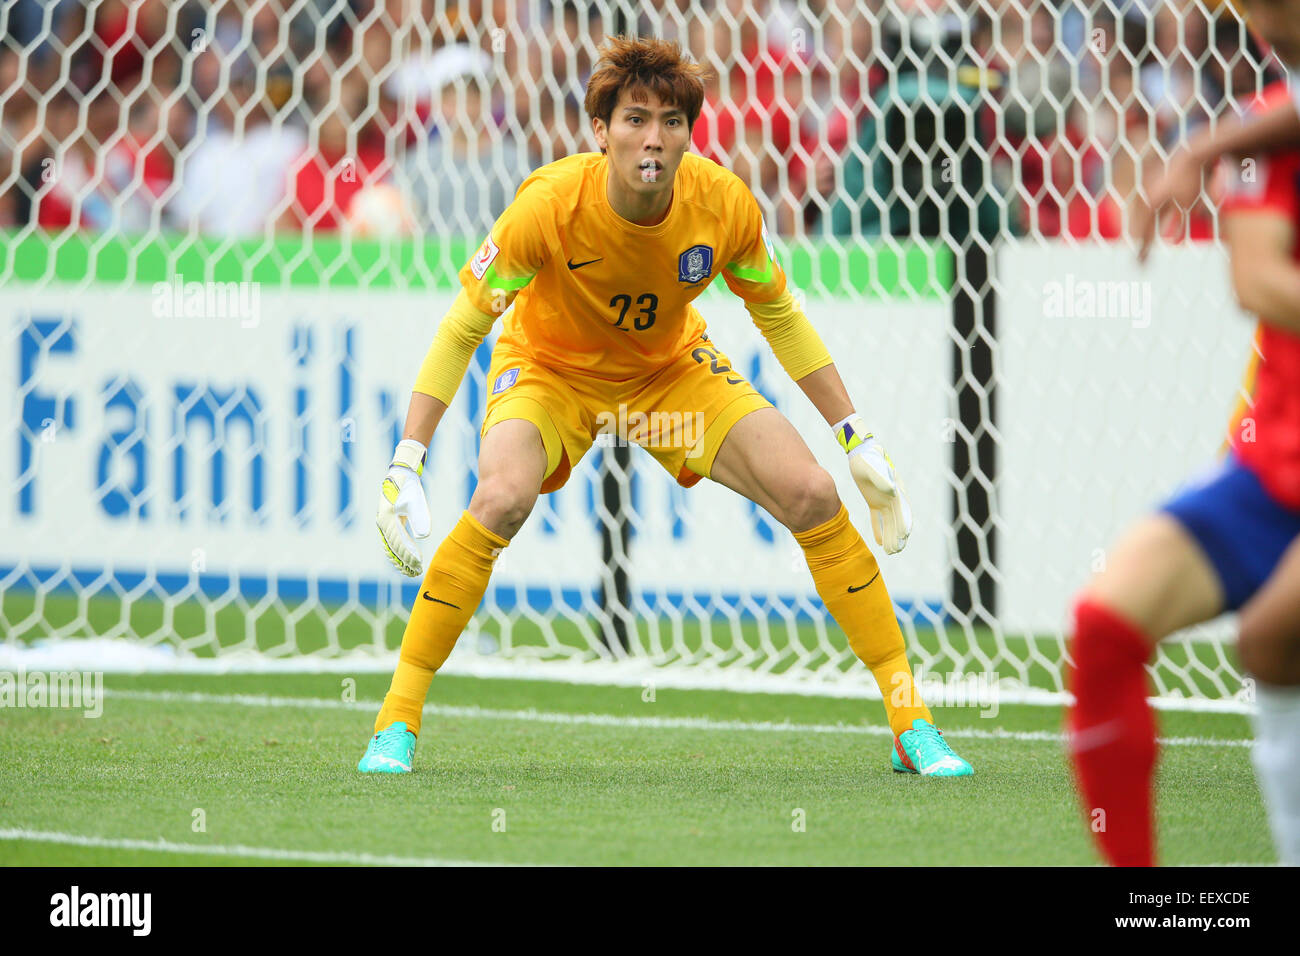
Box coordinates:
[1161,453,1300,611]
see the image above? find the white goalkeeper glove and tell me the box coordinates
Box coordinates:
[376,439,431,576]
[834,415,913,555]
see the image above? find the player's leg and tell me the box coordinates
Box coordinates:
[1238,536,1300,865]
[1239,535,1300,684]
[377,416,547,731]
[705,406,970,775]
[1070,451,1300,864]
[1067,513,1224,865]
[359,419,547,772]
[1079,515,1224,643]
[705,406,840,531]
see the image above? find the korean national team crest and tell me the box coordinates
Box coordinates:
[492,368,520,394]
[677,244,713,284]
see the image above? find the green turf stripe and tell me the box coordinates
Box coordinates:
[0,230,951,298]
[0,230,476,289]
[783,241,953,299]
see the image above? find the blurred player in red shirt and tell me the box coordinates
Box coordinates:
[1069,79,1300,866]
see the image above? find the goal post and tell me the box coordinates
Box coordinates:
[0,0,1269,710]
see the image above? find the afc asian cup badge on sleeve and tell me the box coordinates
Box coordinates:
[470,234,500,280]
[678,244,713,284]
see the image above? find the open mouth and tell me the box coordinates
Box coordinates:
[639,158,663,182]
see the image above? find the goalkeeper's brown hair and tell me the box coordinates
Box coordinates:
[584,36,708,150]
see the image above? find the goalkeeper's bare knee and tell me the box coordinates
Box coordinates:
[472,417,548,539]
[468,477,538,540]
[776,466,841,533]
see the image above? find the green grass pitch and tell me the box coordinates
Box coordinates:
[0,672,1273,866]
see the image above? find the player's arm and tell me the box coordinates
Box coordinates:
[1218,118,1300,335]
[1224,210,1300,334]
[401,392,447,447]
[402,291,501,443]
[377,291,499,576]
[1136,98,1300,262]
[722,188,912,553]
[790,362,853,423]
[378,179,550,575]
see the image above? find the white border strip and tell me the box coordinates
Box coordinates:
[0,639,1255,714]
[100,688,1251,748]
[0,828,528,866]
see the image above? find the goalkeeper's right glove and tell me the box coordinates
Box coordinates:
[376,439,431,577]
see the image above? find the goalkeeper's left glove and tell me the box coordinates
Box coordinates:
[834,415,913,555]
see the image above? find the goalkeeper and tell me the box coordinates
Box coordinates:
[360,35,972,778]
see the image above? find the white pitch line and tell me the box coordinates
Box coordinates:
[0,828,528,867]
[100,688,1250,748]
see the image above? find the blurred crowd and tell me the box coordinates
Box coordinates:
[0,0,1285,242]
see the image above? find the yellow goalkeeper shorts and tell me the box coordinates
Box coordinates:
[481,332,772,494]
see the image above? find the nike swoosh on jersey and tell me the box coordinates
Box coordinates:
[847,571,880,593]
[566,257,602,270]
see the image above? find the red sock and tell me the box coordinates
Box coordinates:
[1067,598,1157,867]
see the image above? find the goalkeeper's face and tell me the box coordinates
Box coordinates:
[594,88,691,198]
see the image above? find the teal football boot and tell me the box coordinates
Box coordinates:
[357,721,416,773]
[891,718,973,776]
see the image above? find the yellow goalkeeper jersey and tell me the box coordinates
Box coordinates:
[458,151,788,382]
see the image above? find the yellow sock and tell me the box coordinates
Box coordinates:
[793,504,933,736]
[374,510,508,736]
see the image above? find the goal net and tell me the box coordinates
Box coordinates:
[0,0,1271,709]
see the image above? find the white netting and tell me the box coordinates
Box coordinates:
[0,0,1277,708]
